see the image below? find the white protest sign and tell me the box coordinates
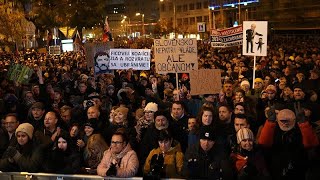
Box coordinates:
[242,21,268,56]
[109,49,151,70]
[154,38,198,74]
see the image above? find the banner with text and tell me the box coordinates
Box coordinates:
[189,69,221,95]
[154,38,198,74]
[211,26,243,47]
[109,49,150,70]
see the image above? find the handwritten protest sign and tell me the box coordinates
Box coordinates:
[189,69,221,95]
[154,38,198,74]
[109,49,150,70]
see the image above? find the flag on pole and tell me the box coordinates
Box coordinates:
[74,30,81,44]
[103,16,113,42]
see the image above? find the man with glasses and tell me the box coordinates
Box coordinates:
[0,113,19,157]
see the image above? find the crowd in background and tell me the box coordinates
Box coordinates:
[0,35,319,180]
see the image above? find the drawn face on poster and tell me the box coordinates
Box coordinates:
[94,51,112,75]
[242,21,268,56]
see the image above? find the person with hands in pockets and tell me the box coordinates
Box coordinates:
[258,102,319,180]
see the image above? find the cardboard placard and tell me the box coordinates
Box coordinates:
[189,69,221,95]
[154,38,198,74]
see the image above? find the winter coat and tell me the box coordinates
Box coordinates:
[144,141,183,178]
[230,147,271,180]
[0,140,45,172]
[183,142,234,180]
[97,143,139,178]
[258,120,319,180]
[45,148,81,174]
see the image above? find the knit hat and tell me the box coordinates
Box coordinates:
[84,119,98,130]
[236,128,254,144]
[31,102,45,110]
[15,123,34,139]
[265,85,277,93]
[293,83,305,92]
[199,125,215,141]
[144,102,158,112]
[115,107,129,119]
[240,80,250,87]
[254,78,263,83]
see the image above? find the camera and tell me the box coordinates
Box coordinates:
[83,99,95,110]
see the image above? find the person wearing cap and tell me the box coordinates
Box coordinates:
[144,129,184,178]
[140,110,171,174]
[291,83,320,122]
[258,105,319,180]
[124,83,141,111]
[253,78,264,99]
[27,101,46,131]
[0,123,45,172]
[183,125,234,179]
[230,128,270,180]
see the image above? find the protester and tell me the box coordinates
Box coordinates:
[97,129,139,177]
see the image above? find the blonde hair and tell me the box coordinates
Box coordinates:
[85,134,108,162]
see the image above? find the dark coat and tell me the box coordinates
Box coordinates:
[183,142,234,180]
[0,140,46,172]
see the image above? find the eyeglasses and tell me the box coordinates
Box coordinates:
[111,141,123,145]
[144,111,153,114]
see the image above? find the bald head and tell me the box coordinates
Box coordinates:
[277,109,296,131]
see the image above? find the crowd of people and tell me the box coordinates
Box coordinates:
[0,35,319,180]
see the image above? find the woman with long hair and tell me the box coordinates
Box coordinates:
[82,134,109,174]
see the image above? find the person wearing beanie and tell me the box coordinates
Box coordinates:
[183,125,234,179]
[258,105,319,179]
[0,123,46,172]
[144,129,184,178]
[240,80,251,96]
[230,128,270,179]
[253,78,264,99]
[135,102,158,143]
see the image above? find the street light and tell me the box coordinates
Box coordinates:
[122,16,131,36]
[136,12,145,38]
[160,0,176,38]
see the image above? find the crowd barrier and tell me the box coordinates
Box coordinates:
[0,172,185,180]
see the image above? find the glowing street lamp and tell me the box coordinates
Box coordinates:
[136,13,145,37]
